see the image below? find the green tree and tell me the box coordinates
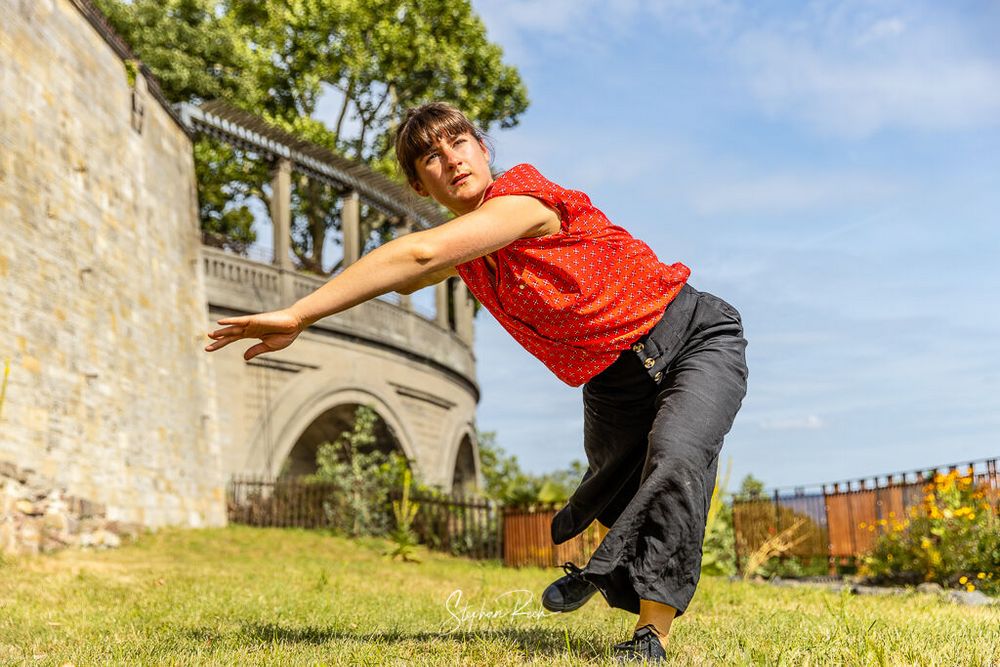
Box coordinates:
[95,0,265,250]
[94,0,258,105]
[476,429,585,506]
[737,473,766,500]
[98,0,528,273]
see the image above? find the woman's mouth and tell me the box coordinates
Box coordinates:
[451,173,470,186]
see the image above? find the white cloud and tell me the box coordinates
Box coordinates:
[473,1,1000,137]
[470,0,616,64]
[759,414,826,431]
[735,31,1000,138]
[688,170,899,216]
[724,2,1000,137]
[856,17,906,46]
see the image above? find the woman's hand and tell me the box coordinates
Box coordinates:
[204,308,304,361]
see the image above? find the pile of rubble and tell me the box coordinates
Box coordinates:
[1,461,143,556]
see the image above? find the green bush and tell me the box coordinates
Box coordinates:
[753,555,831,578]
[701,458,736,576]
[385,467,421,563]
[859,468,999,594]
[302,404,429,538]
[300,408,499,559]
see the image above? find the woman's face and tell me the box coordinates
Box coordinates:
[410,131,493,216]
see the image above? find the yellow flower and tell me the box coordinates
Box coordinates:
[920,537,932,549]
[888,511,895,518]
[966,584,976,592]
[977,572,986,580]
[859,521,867,528]
[959,576,968,584]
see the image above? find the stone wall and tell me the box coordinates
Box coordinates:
[0,0,225,528]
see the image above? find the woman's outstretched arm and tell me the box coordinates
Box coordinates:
[204,194,557,360]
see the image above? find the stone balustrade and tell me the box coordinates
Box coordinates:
[201,245,477,384]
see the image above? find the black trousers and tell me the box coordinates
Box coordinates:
[549,283,749,617]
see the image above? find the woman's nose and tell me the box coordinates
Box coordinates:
[443,147,462,167]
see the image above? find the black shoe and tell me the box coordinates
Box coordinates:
[612,624,667,663]
[541,561,599,612]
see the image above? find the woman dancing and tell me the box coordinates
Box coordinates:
[205,101,748,663]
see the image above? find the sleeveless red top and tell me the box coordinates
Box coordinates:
[455,163,691,386]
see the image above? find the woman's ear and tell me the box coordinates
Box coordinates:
[410,177,429,197]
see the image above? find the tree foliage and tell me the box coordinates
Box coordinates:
[94,0,528,272]
[476,430,586,507]
[736,473,766,500]
[303,404,413,537]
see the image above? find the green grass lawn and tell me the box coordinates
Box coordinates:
[0,525,997,666]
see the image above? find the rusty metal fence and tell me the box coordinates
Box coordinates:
[732,457,1000,572]
[502,503,609,568]
[226,474,502,560]
[226,475,607,567]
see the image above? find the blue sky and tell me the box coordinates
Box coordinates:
[447,0,1000,490]
[282,1,1000,492]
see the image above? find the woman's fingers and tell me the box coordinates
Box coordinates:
[204,310,302,355]
[208,325,245,339]
[205,334,241,351]
[244,342,270,361]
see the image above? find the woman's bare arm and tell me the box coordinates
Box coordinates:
[288,194,555,326]
[206,195,556,359]
[395,265,460,295]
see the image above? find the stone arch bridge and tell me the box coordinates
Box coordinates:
[183,102,483,494]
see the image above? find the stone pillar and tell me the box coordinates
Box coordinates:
[397,217,414,311]
[342,191,361,267]
[451,281,474,345]
[457,283,475,346]
[269,158,294,304]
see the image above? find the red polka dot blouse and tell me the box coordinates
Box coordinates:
[455,163,691,387]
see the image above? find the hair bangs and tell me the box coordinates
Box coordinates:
[395,103,484,186]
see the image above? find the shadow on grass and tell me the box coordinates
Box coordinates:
[184,620,608,659]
